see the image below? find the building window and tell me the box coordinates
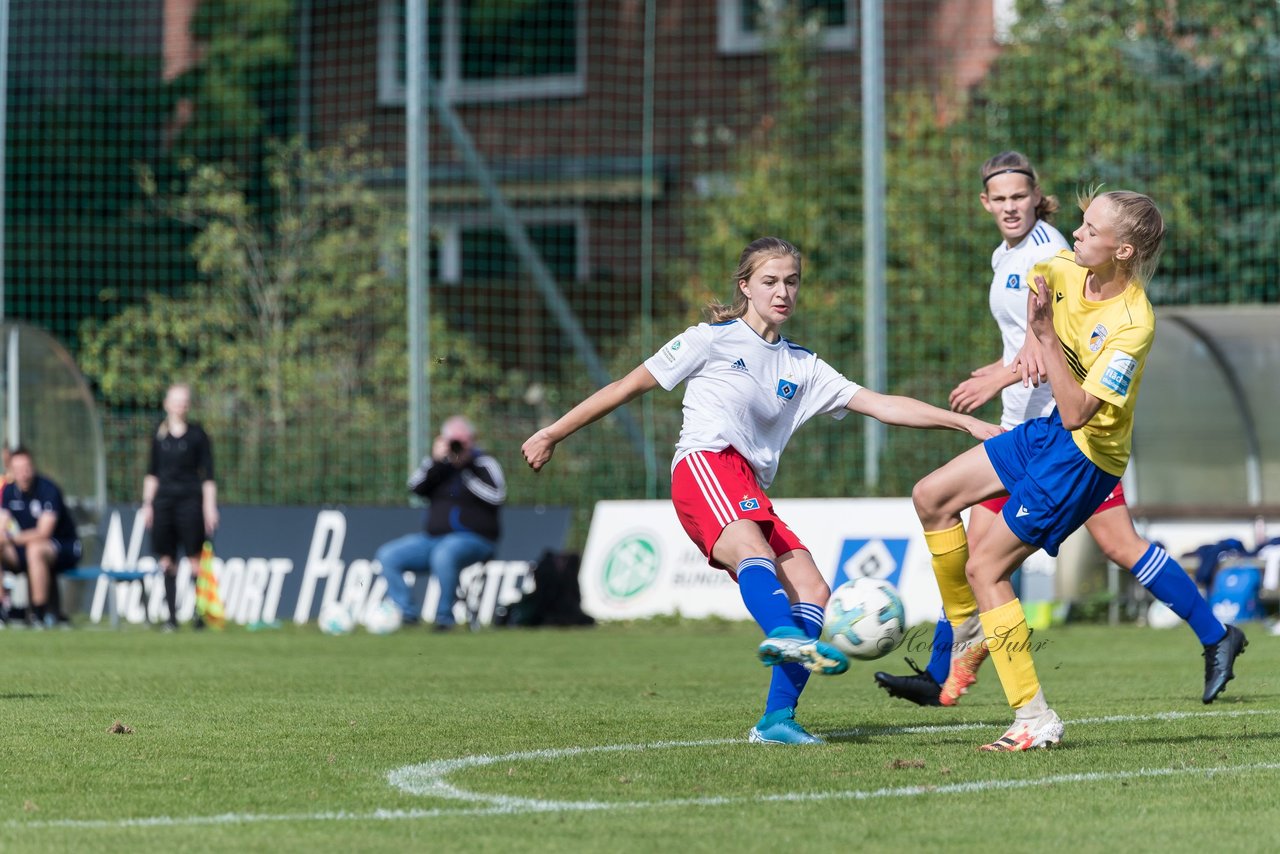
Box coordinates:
[434,211,587,286]
[993,0,1017,43]
[378,0,587,105]
[718,0,856,55]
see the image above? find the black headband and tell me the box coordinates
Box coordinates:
[982,167,1036,186]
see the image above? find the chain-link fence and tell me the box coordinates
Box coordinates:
[5,1,1277,544]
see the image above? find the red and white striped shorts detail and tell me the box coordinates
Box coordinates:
[670,447,805,569]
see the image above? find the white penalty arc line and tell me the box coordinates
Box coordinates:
[13,762,1280,831]
[387,708,1280,804]
[9,709,1280,831]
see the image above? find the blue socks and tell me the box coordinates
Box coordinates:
[1132,543,1226,646]
[920,546,1225,668]
[925,613,954,683]
[765,602,825,713]
[737,558,795,634]
[736,557,832,713]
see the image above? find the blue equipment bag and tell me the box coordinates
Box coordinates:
[1208,563,1262,623]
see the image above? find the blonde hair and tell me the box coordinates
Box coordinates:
[705,237,802,323]
[980,150,1060,223]
[157,383,193,439]
[1077,188,1166,286]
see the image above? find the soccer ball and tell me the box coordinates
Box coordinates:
[364,600,403,635]
[822,577,906,661]
[318,601,355,636]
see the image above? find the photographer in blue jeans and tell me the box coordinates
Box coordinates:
[376,416,505,631]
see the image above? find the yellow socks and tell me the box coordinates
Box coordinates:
[924,522,1047,716]
[980,598,1042,710]
[925,523,976,628]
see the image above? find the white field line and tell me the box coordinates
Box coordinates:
[823,707,1280,739]
[387,708,1280,804]
[8,708,1280,831]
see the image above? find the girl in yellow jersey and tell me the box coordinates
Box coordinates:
[877,156,1243,711]
[911,189,1169,750]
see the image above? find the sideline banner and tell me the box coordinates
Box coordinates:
[580,498,943,626]
[77,504,569,627]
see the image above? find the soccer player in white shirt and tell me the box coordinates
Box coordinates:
[875,153,1244,714]
[523,237,999,744]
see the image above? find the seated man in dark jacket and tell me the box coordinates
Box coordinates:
[0,446,82,628]
[376,416,504,631]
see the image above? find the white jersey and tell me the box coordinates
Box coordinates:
[989,219,1070,429]
[643,319,861,489]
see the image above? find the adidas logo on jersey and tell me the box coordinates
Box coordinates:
[730,358,749,372]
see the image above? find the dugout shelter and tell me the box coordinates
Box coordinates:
[1058,305,1280,607]
[0,321,107,550]
[1131,305,1280,517]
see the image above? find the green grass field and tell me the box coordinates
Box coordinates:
[3,618,1277,853]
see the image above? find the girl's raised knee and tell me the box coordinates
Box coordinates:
[912,477,941,519]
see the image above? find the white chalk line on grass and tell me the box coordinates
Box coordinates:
[12,762,1280,830]
[8,708,1279,831]
[388,708,1280,806]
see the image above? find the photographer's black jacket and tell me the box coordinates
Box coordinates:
[408,450,505,541]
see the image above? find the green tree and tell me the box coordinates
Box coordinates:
[5,50,190,339]
[80,132,513,505]
[7,1,303,345]
[974,0,1280,302]
[173,0,295,189]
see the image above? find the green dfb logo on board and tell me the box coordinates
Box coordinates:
[602,534,659,600]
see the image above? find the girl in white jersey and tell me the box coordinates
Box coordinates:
[875,153,1244,713]
[523,237,999,745]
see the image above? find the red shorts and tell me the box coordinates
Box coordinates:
[978,481,1127,516]
[671,448,806,571]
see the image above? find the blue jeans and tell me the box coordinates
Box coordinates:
[375,531,496,625]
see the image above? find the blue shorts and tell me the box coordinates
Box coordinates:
[983,410,1120,557]
[14,538,82,573]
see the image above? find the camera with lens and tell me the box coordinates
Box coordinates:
[448,439,465,456]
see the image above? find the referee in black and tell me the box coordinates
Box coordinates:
[140,383,219,630]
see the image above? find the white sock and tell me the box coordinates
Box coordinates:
[1015,688,1049,721]
[951,614,983,651]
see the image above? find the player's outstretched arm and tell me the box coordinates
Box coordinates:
[522,364,660,471]
[949,358,1017,413]
[846,389,1003,441]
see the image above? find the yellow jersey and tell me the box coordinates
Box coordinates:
[1028,250,1155,476]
